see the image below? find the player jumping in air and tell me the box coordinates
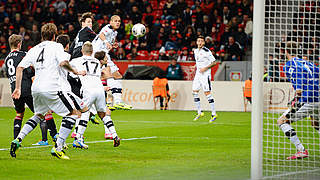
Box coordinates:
[70,42,120,148]
[92,15,132,110]
[5,34,58,146]
[277,42,320,160]
[192,35,218,123]
[10,23,88,160]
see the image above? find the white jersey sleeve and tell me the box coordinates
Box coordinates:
[18,49,35,68]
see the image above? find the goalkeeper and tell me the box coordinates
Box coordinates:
[277,42,320,160]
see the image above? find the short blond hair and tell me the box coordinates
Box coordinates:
[41,23,57,41]
[8,34,22,49]
[82,41,93,54]
[110,15,120,21]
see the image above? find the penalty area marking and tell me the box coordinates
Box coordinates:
[0,136,157,151]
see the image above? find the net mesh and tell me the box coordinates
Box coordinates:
[263,0,320,179]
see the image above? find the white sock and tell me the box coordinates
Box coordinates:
[17,115,42,141]
[206,94,216,116]
[56,115,77,151]
[113,93,122,104]
[73,118,80,134]
[104,125,111,134]
[102,115,117,138]
[192,93,201,114]
[280,123,305,152]
[76,111,90,139]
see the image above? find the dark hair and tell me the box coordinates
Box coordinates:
[56,34,70,48]
[94,51,106,61]
[197,35,205,40]
[80,12,93,24]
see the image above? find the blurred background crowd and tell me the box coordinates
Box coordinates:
[0,0,253,64]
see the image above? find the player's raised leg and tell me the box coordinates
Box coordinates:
[278,110,308,160]
[10,114,44,158]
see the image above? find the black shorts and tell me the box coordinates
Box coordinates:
[67,75,82,98]
[13,95,34,113]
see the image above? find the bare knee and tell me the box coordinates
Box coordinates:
[113,71,122,79]
[98,112,106,119]
[277,115,288,126]
[204,91,211,96]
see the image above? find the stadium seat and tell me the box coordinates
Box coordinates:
[119,39,125,47]
[150,50,159,60]
[150,1,158,9]
[186,0,194,7]
[133,40,139,47]
[160,19,166,25]
[153,9,163,19]
[159,1,166,9]
[170,19,177,26]
[136,50,150,60]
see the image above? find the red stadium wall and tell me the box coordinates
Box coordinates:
[114,61,220,80]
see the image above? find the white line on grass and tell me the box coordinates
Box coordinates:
[262,168,320,179]
[118,120,247,126]
[0,136,157,151]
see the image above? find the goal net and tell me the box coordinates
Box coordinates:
[263,0,320,179]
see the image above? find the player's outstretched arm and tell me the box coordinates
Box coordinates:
[12,66,24,99]
[60,60,86,76]
[99,33,112,50]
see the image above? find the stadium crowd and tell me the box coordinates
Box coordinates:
[0,0,253,76]
[265,0,320,82]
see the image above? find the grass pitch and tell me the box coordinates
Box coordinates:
[0,108,251,180]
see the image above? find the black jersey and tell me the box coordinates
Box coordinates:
[69,26,96,59]
[4,50,34,96]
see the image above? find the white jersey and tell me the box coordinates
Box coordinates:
[18,41,70,93]
[92,24,118,54]
[70,55,103,91]
[193,47,216,75]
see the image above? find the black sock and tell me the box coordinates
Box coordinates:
[40,121,48,141]
[13,119,22,139]
[46,118,57,138]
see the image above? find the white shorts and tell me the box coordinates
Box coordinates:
[32,91,84,117]
[192,72,212,92]
[282,102,320,122]
[82,88,106,112]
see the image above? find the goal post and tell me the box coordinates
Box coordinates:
[253,0,320,179]
[251,0,265,179]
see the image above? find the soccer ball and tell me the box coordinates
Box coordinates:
[132,23,146,37]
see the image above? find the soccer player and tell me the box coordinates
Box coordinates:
[68,12,99,127]
[277,41,320,160]
[69,12,96,59]
[92,15,132,110]
[192,35,218,123]
[10,23,88,160]
[5,34,58,145]
[95,51,118,139]
[70,42,120,148]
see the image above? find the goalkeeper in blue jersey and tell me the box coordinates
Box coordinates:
[277,42,320,160]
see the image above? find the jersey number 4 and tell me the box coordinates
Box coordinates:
[36,48,44,64]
